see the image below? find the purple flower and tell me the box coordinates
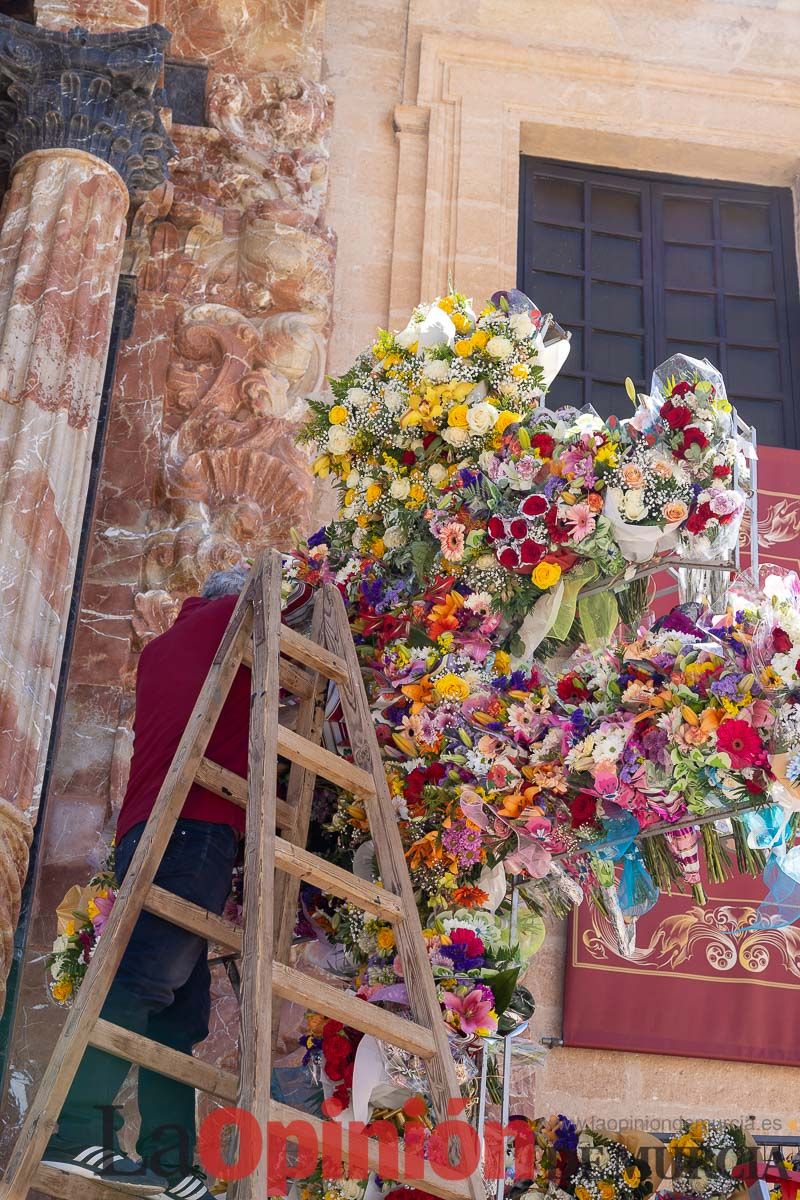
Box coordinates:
[442,821,483,867]
[307,527,330,548]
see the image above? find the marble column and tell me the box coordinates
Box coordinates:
[0,15,173,1014]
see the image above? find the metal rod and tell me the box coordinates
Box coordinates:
[551,796,767,864]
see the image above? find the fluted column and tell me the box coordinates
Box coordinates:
[0,15,173,1014]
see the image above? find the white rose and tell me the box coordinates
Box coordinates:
[442,426,469,447]
[383,525,405,549]
[486,335,513,359]
[428,463,448,484]
[390,478,411,499]
[423,359,450,382]
[352,528,366,548]
[346,470,360,488]
[478,450,496,472]
[622,489,647,521]
[347,387,370,408]
[509,312,535,339]
[466,402,499,435]
[328,427,353,455]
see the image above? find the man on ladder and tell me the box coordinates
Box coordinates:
[43,566,259,1200]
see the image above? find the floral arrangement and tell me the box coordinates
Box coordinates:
[570,1130,654,1200]
[303,291,748,654]
[48,859,116,1005]
[665,1120,750,1200]
[288,286,785,1074]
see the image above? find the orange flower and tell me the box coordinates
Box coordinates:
[427,591,465,639]
[407,831,444,871]
[452,886,490,908]
[587,492,604,513]
[497,793,530,819]
[401,675,434,714]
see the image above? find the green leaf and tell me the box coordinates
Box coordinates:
[485,965,521,1016]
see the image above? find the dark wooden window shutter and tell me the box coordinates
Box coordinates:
[518,159,800,448]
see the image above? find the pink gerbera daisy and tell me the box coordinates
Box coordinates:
[438,520,466,561]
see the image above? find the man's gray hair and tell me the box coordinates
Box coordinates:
[201,565,250,600]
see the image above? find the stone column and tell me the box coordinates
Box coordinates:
[0,15,173,1014]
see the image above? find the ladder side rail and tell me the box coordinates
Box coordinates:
[233,554,283,1200]
[271,590,327,1044]
[0,576,258,1200]
[318,585,483,1200]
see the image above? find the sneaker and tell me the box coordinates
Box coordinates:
[160,1168,222,1200]
[42,1145,167,1194]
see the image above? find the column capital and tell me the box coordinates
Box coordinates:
[0,15,175,192]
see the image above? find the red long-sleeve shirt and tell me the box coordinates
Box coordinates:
[116,594,249,841]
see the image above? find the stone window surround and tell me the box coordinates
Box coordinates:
[390,33,800,332]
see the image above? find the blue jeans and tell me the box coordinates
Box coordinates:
[49,819,239,1178]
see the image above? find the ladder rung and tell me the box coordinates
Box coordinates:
[144,885,242,953]
[89,1019,239,1101]
[142,890,423,1053]
[242,642,317,699]
[195,757,295,829]
[277,726,375,799]
[274,836,404,921]
[272,962,436,1057]
[270,1100,471,1200]
[34,1164,164,1200]
[279,624,349,684]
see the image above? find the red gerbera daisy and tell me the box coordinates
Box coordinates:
[716,718,763,768]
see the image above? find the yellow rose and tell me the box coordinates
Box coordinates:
[433,673,470,702]
[454,338,474,357]
[451,312,470,333]
[575,1189,591,1200]
[532,561,562,590]
[344,488,356,507]
[371,538,385,558]
[365,483,382,505]
[448,405,469,429]
[494,411,519,435]
[64,919,76,937]
[688,1120,708,1142]
[438,296,456,314]
[329,405,348,425]
[510,363,529,379]
[376,928,395,951]
[471,329,489,350]
[52,980,73,1002]
[408,483,426,505]
[598,1183,615,1200]
[356,515,369,528]
[494,651,511,675]
[623,1167,641,1188]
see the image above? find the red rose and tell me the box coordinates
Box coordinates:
[520,493,547,518]
[670,381,692,398]
[487,516,506,542]
[532,433,555,459]
[498,545,520,569]
[661,400,693,430]
[509,517,529,540]
[676,426,709,458]
[569,792,599,828]
[422,434,437,449]
[773,628,792,653]
[713,464,731,479]
[685,501,712,535]
[402,450,416,466]
[520,538,546,565]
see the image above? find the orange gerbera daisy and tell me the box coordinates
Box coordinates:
[452,885,490,908]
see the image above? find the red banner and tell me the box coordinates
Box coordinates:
[563,445,800,1064]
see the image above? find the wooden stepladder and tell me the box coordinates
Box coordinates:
[1,553,483,1200]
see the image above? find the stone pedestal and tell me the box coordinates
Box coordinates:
[0,15,172,1015]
